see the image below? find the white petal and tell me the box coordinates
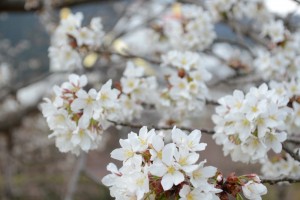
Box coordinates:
[173,171,184,185]
[161,174,174,191]
[162,143,176,166]
[111,149,125,161]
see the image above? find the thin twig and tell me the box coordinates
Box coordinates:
[224,17,269,48]
[0,0,119,12]
[282,143,300,162]
[107,120,215,135]
[293,0,300,5]
[214,38,254,57]
[2,132,14,199]
[96,50,161,65]
[285,138,300,145]
[64,153,87,200]
[206,99,220,106]
[261,177,300,185]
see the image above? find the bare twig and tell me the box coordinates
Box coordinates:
[0,103,40,133]
[206,99,220,106]
[105,0,147,43]
[224,18,269,48]
[282,143,300,162]
[107,120,215,135]
[0,0,119,12]
[84,168,101,184]
[261,177,300,185]
[96,50,161,65]
[292,0,300,5]
[108,1,170,44]
[214,38,254,57]
[64,153,87,200]
[2,131,14,200]
[285,138,300,145]
[0,72,56,103]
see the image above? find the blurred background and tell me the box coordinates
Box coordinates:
[0,0,300,199]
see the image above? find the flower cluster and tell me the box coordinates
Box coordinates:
[240,175,267,200]
[41,74,120,155]
[261,154,300,179]
[49,12,104,71]
[213,84,290,163]
[117,61,158,122]
[270,79,300,134]
[206,0,297,81]
[157,50,212,126]
[261,20,286,44]
[254,33,300,80]
[102,126,268,200]
[102,126,221,200]
[216,173,267,200]
[207,0,271,22]
[151,4,215,51]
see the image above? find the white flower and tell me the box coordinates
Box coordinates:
[188,161,217,188]
[262,20,285,43]
[175,147,199,173]
[149,143,184,190]
[242,181,267,200]
[213,83,290,163]
[264,131,286,153]
[123,61,144,78]
[121,77,140,94]
[158,50,212,125]
[42,74,120,155]
[162,5,215,50]
[72,27,95,46]
[261,154,300,179]
[172,127,207,152]
[49,12,104,71]
[179,185,204,200]
[149,134,165,161]
[97,80,120,109]
[63,74,88,92]
[71,88,97,115]
[49,45,82,71]
[103,126,222,199]
[110,137,141,163]
[71,127,93,152]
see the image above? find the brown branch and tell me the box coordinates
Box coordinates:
[293,0,300,5]
[224,18,269,48]
[214,38,254,57]
[285,138,300,145]
[97,50,161,65]
[0,72,55,103]
[64,153,87,200]
[107,120,215,135]
[282,143,300,162]
[206,99,220,106]
[0,103,40,133]
[261,177,300,185]
[0,0,119,12]
[2,131,14,199]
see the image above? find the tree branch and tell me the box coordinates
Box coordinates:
[214,38,254,57]
[96,50,161,65]
[0,0,119,12]
[293,0,300,5]
[261,177,300,185]
[107,120,215,135]
[285,138,300,145]
[282,143,300,162]
[64,153,87,200]
[0,102,40,133]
